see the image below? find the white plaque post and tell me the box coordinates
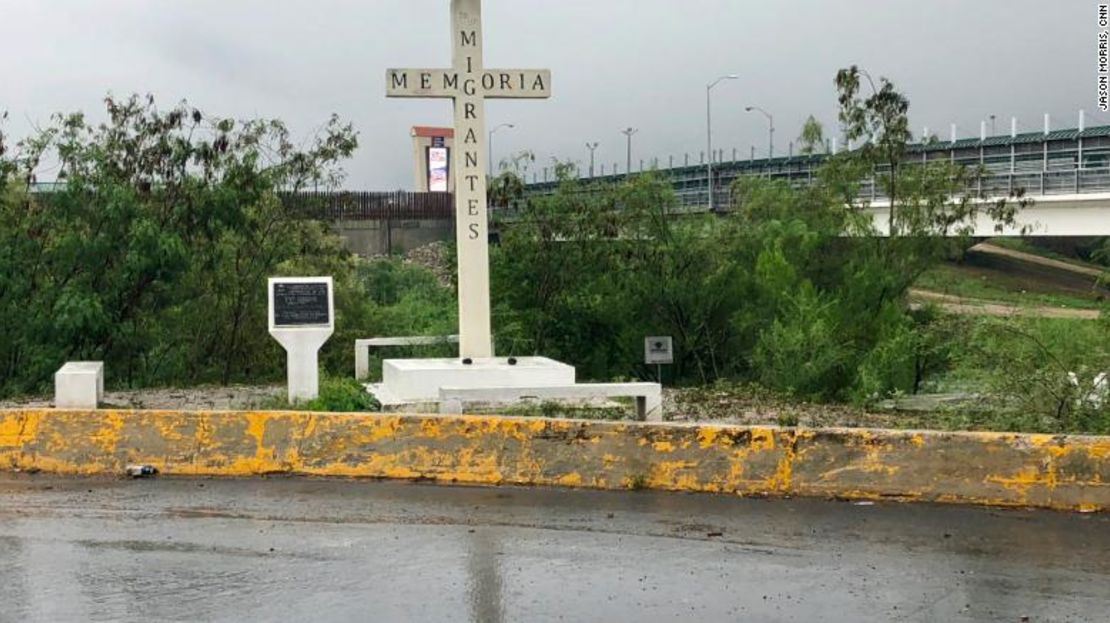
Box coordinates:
[268,277,335,403]
[387,0,551,360]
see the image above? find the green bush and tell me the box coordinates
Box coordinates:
[752,285,851,399]
[297,376,380,413]
[851,308,965,404]
[950,316,1110,434]
[318,257,458,382]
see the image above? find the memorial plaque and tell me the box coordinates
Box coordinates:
[273,282,331,327]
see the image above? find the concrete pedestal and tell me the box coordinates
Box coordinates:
[54,362,104,409]
[268,277,334,404]
[375,357,575,405]
[270,330,333,404]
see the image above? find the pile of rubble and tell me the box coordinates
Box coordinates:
[402,242,454,288]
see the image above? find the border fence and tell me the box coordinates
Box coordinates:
[282,190,454,221]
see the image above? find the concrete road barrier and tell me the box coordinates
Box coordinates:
[0,409,1106,512]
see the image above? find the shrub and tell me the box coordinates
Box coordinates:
[952,317,1110,434]
[298,376,380,413]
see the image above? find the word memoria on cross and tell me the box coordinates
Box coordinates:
[387,0,551,360]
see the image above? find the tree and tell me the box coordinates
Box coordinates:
[835,65,1027,238]
[489,150,535,209]
[731,68,1032,400]
[798,115,825,156]
[0,95,357,395]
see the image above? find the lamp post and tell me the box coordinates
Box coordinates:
[706,74,738,212]
[586,142,600,178]
[488,123,514,176]
[621,127,638,176]
[745,106,774,160]
[989,114,996,137]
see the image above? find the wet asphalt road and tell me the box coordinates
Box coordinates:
[0,475,1107,623]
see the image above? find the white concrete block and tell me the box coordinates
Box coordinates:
[381,357,575,402]
[54,362,104,409]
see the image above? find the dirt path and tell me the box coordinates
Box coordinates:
[908,288,1102,320]
[972,242,1106,279]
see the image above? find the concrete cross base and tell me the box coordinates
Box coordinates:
[374,357,575,404]
[354,335,459,381]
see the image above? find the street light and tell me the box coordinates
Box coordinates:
[488,123,515,175]
[745,106,774,160]
[586,142,600,178]
[621,127,638,175]
[706,74,738,212]
[989,114,996,137]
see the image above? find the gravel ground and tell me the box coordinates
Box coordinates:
[0,382,943,429]
[663,385,942,428]
[0,385,285,411]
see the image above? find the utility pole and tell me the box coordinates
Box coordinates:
[586,142,599,178]
[621,127,638,176]
[706,74,738,212]
[488,123,514,176]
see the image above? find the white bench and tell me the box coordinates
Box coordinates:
[354,335,459,381]
[54,361,104,409]
[438,382,663,422]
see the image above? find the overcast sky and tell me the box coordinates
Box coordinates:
[0,0,1096,189]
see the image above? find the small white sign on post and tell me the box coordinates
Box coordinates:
[268,277,334,403]
[645,336,673,384]
[644,337,674,365]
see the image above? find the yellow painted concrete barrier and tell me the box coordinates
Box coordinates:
[1,409,1107,511]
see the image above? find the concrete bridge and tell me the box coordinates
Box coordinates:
[524,124,1110,237]
[866,191,1110,237]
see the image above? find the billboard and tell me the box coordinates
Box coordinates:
[428,146,449,192]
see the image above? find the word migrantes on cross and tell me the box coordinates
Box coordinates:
[386,0,551,360]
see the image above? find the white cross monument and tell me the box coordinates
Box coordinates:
[376,0,575,407]
[387,0,551,359]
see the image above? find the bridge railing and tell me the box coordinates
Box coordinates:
[276,167,1110,222]
[678,166,1110,210]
